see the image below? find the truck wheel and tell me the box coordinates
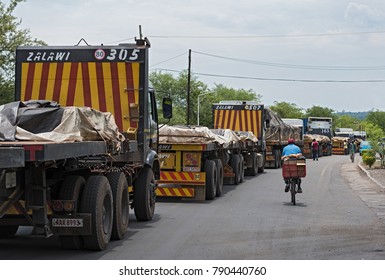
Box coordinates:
[205,160,217,200]
[230,154,241,185]
[258,155,265,174]
[134,166,156,221]
[80,176,113,251]
[106,172,129,240]
[214,159,224,197]
[58,175,86,250]
[239,154,245,183]
[248,152,258,176]
[0,226,19,238]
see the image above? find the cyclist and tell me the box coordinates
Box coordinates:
[281,138,303,193]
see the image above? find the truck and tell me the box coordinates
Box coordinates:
[0,37,170,250]
[264,108,302,168]
[211,101,302,169]
[306,117,333,139]
[302,134,332,158]
[156,125,249,200]
[212,101,268,171]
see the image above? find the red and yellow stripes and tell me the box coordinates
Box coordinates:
[156,187,195,197]
[159,171,206,185]
[213,109,262,139]
[20,61,140,132]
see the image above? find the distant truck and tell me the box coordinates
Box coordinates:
[212,101,268,171]
[306,117,333,139]
[156,125,254,200]
[211,101,301,169]
[334,128,354,138]
[0,37,170,250]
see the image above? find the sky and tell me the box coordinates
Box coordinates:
[9,0,385,112]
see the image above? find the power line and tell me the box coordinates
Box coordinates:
[153,68,385,83]
[192,51,385,71]
[147,30,385,39]
[150,52,187,67]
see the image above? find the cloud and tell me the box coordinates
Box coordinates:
[344,2,385,28]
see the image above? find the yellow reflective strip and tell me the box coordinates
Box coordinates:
[74,63,84,106]
[88,62,100,109]
[117,62,129,132]
[102,62,114,114]
[31,63,42,100]
[132,63,140,105]
[45,63,57,101]
[59,63,71,105]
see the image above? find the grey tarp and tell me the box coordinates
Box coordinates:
[265,107,301,143]
[0,100,124,143]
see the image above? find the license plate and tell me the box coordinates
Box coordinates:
[52,218,83,227]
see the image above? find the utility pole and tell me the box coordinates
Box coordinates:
[186,49,191,125]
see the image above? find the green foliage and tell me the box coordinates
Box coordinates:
[305,106,334,118]
[0,0,46,104]
[334,114,361,130]
[361,121,385,143]
[198,84,261,127]
[269,101,304,118]
[362,151,376,168]
[365,110,385,132]
[150,71,261,127]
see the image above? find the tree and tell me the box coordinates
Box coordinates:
[150,70,207,125]
[197,84,262,127]
[0,0,46,104]
[305,105,334,118]
[269,101,304,118]
[365,110,385,132]
[334,114,361,130]
[150,71,262,127]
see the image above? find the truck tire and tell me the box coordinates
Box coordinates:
[239,154,245,183]
[80,176,113,251]
[106,172,129,240]
[0,226,19,238]
[258,154,265,174]
[248,151,258,176]
[58,175,86,250]
[214,159,224,197]
[230,154,241,185]
[134,166,156,221]
[204,160,217,200]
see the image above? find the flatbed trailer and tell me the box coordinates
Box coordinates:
[157,126,244,201]
[0,36,170,250]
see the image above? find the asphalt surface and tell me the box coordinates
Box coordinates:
[1,154,385,260]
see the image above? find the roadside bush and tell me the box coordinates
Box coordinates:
[361,149,375,158]
[362,153,376,168]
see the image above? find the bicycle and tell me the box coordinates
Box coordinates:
[282,157,306,205]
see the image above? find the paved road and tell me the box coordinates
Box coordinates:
[1,155,385,260]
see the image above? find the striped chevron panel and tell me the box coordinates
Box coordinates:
[156,187,195,197]
[19,61,140,132]
[159,171,206,185]
[213,106,263,139]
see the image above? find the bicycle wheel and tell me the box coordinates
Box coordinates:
[290,181,296,205]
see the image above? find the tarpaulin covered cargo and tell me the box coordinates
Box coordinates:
[265,108,301,143]
[0,100,124,143]
[159,125,236,147]
[304,134,331,144]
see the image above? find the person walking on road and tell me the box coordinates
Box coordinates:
[311,138,319,161]
[349,139,357,163]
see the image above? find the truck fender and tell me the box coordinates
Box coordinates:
[145,150,160,180]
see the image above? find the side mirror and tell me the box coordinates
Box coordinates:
[162,97,172,119]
